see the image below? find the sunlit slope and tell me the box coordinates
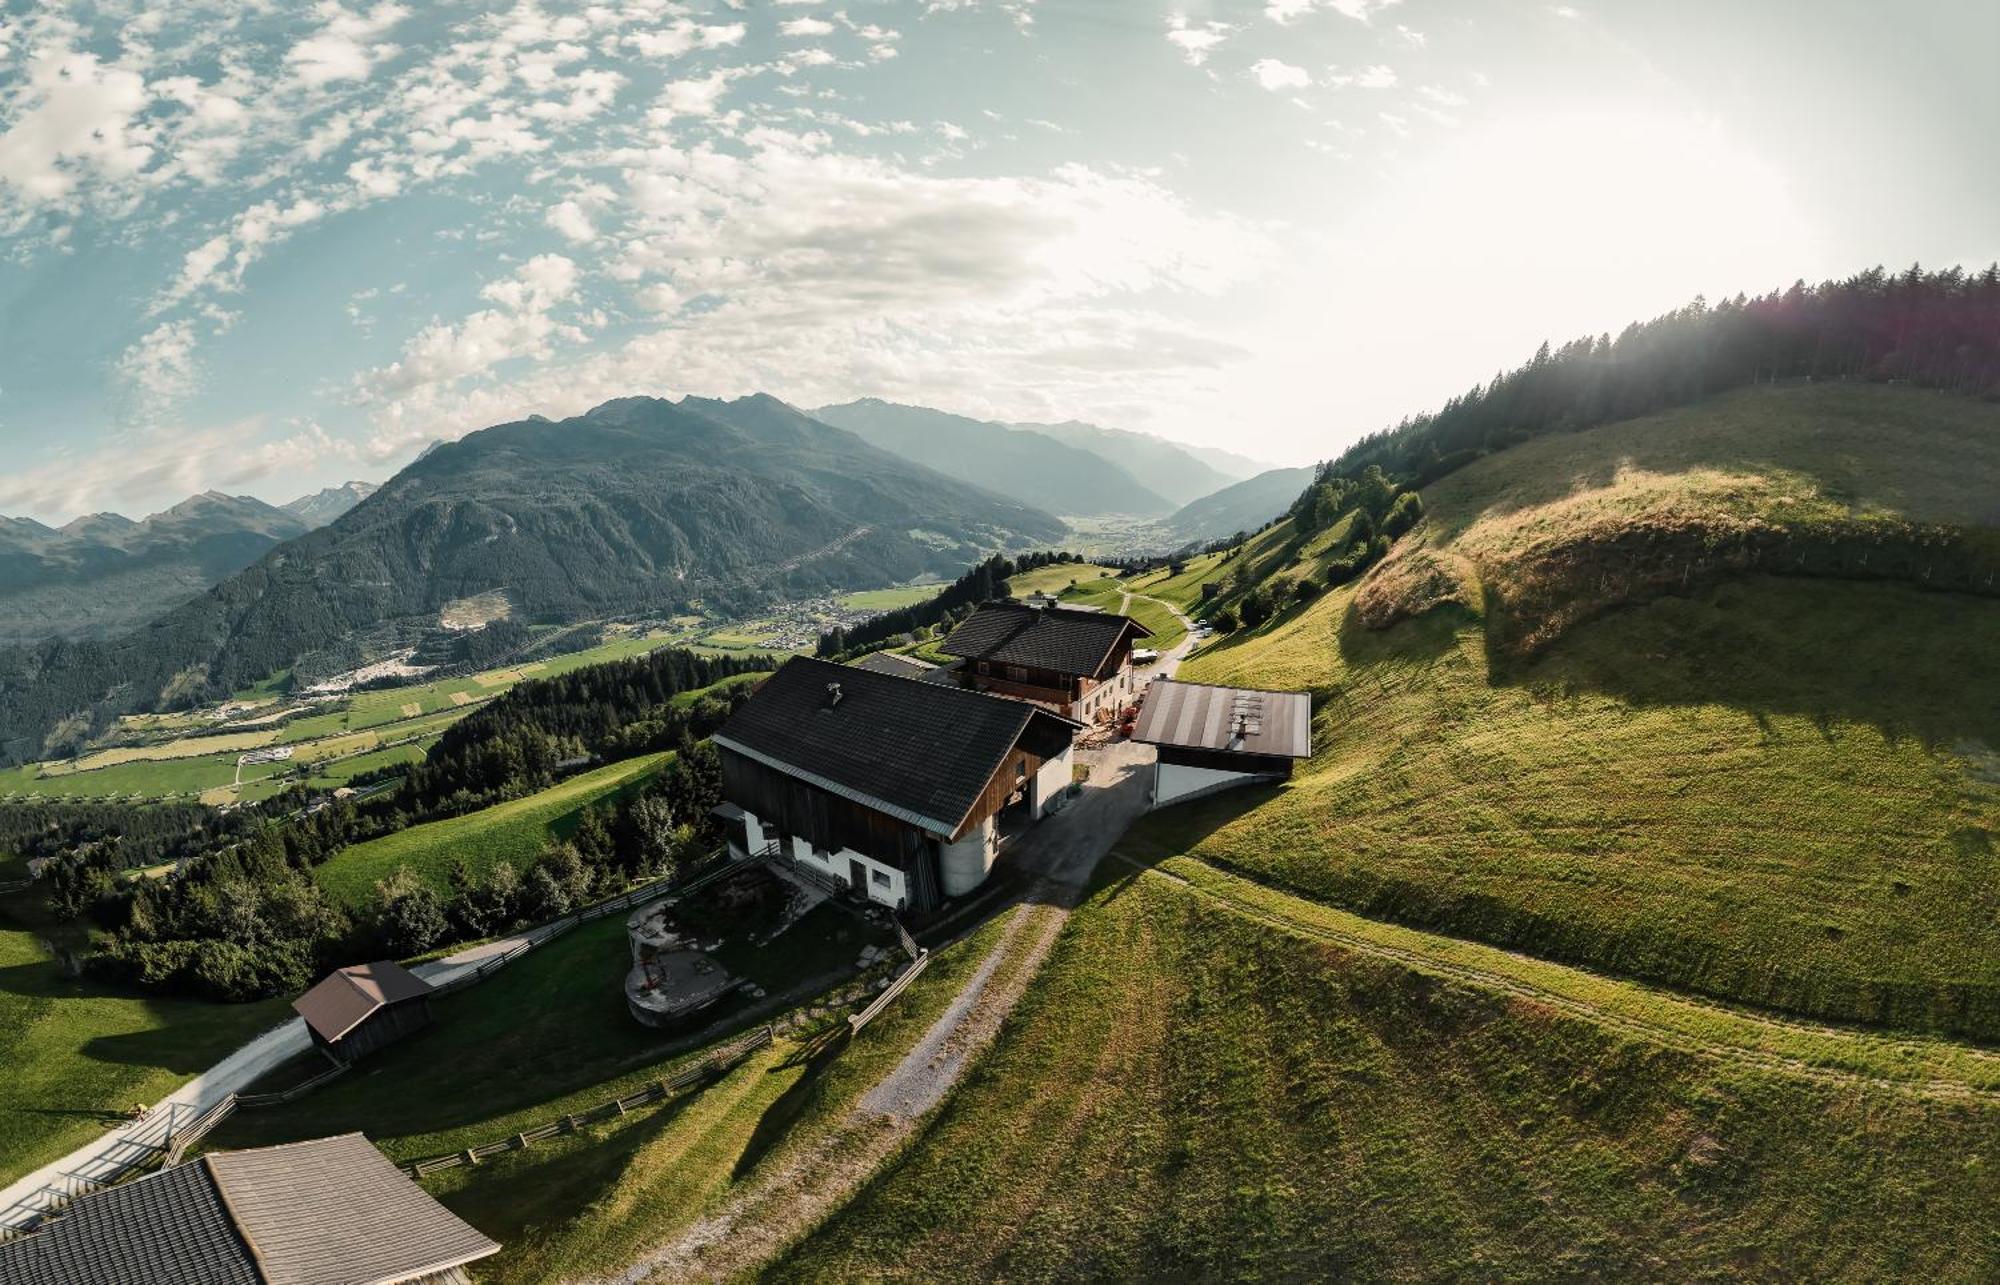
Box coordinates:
[1355,381,2000,651]
[1169,385,1999,1038]
[772,871,1999,1281]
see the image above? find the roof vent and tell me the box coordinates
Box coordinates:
[825,681,844,709]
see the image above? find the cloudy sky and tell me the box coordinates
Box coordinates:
[1,0,1993,522]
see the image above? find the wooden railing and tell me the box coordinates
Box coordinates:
[161,1060,352,1167]
[848,950,930,1034]
[404,1025,775,1178]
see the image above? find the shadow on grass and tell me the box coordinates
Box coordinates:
[729,1026,849,1183]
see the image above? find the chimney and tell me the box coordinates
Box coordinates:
[826,681,844,709]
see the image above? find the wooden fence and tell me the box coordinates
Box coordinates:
[404,1025,775,1178]
[161,1060,352,1167]
[848,949,931,1035]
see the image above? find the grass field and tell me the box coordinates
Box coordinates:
[773,868,1999,1281]
[313,753,670,908]
[209,902,1016,1282]
[1174,571,1999,1038]
[1006,561,1117,597]
[838,584,946,613]
[0,902,288,1189]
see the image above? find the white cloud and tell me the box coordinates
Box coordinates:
[652,68,751,122]
[360,253,587,399]
[546,198,596,243]
[1251,59,1312,92]
[1267,0,1402,22]
[1328,64,1398,89]
[0,46,153,212]
[116,320,202,403]
[1165,15,1231,67]
[779,17,836,38]
[285,2,411,87]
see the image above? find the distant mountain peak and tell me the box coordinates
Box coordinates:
[282,480,379,529]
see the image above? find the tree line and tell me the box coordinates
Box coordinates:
[1326,264,2000,489]
[25,647,768,1001]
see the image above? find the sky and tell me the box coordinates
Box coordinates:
[0,0,1994,523]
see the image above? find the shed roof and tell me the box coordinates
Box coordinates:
[939,601,1150,679]
[207,1134,498,1285]
[851,650,935,678]
[1132,679,1312,759]
[293,960,433,1045]
[0,1134,497,1285]
[714,655,1077,838]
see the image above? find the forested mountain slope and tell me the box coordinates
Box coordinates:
[0,395,1062,763]
[0,492,309,646]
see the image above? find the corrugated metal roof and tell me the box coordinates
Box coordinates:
[1132,679,1312,759]
[715,655,1077,839]
[939,601,1150,678]
[292,961,433,1045]
[208,1133,498,1285]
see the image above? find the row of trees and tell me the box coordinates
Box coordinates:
[1329,264,2000,487]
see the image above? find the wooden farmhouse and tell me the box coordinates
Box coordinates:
[712,656,1079,913]
[1133,679,1312,807]
[940,600,1152,723]
[293,959,435,1064]
[0,1133,498,1284]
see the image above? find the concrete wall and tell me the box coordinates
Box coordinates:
[1032,745,1073,818]
[1153,760,1262,807]
[743,809,910,910]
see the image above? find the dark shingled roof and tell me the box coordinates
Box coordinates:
[0,1134,497,1285]
[714,656,1077,837]
[852,650,936,677]
[292,960,433,1045]
[1133,679,1313,759]
[939,601,1150,679]
[0,1157,257,1285]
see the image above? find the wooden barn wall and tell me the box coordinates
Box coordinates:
[720,749,934,869]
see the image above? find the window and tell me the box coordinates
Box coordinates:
[1006,664,1029,682]
[871,869,892,888]
[1015,759,1027,779]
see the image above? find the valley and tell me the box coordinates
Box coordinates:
[1,280,1995,1281]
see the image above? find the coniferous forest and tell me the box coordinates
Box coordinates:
[1328,266,2000,487]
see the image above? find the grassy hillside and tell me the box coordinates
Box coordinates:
[313,753,669,908]
[1362,382,2000,654]
[1156,384,2000,1038]
[1005,561,1117,597]
[0,904,287,1187]
[773,868,1998,1281]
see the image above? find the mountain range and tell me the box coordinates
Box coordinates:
[1165,465,1317,542]
[0,394,1064,761]
[1001,418,1268,506]
[809,400,1180,518]
[0,492,311,646]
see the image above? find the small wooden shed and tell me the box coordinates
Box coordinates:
[294,959,435,1064]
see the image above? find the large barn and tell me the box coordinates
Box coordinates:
[1133,678,1313,806]
[713,656,1078,913]
[0,1133,497,1285]
[293,960,435,1064]
[939,600,1151,723]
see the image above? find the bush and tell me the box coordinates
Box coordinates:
[1239,588,1274,628]
[1210,606,1240,631]
[1383,490,1425,537]
[374,867,448,957]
